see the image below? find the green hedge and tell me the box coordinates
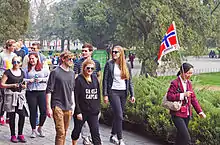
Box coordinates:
[101,76,220,145]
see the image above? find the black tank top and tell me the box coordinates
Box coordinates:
[4,69,25,92]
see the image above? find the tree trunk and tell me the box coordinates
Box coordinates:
[67,39,70,50]
[40,39,44,50]
[61,39,65,52]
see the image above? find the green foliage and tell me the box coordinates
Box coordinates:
[102,0,213,76]
[0,0,29,43]
[71,0,117,48]
[101,76,220,144]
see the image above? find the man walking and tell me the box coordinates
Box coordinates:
[46,51,75,145]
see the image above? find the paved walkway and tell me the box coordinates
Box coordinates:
[131,56,220,76]
[0,117,161,145]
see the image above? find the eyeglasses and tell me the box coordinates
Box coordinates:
[31,48,36,51]
[112,51,120,54]
[12,61,20,65]
[86,67,94,70]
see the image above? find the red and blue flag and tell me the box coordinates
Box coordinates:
[158,21,179,62]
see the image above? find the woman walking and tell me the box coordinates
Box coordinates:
[1,56,28,143]
[103,45,135,145]
[0,39,17,125]
[71,59,102,145]
[24,52,49,138]
[167,63,206,145]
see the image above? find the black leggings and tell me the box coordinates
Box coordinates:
[0,88,5,116]
[71,113,101,145]
[8,112,25,136]
[109,90,127,140]
[172,115,191,145]
[26,91,46,129]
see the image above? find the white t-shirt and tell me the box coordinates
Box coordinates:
[0,50,17,76]
[111,63,126,90]
[0,50,17,69]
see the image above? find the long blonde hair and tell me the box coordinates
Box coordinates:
[112,45,129,80]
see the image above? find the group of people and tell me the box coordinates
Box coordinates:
[0,39,207,145]
[0,39,49,143]
[0,40,135,145]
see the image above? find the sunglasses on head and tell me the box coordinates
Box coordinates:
[12,61,20,65]
[86,67,94,70]
[112,51,120,54]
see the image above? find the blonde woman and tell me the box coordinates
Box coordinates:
[103,45,135,145]
[71,59,101,145]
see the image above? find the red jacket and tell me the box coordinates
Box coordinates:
[167,77,202,118]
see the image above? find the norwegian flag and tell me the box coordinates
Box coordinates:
[158,21,179,63]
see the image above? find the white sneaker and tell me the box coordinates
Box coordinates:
[110,135,119,144]
[83,137,92,145]
[30,130,37,138]
[37,127,45,137]
[119,139,125,145]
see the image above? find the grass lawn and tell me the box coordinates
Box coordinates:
[193,72,220,86]
[157,72,220,86]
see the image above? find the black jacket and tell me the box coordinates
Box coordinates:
[102,60,134,98]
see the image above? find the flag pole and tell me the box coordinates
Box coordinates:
[173,21,185,65]
[173,21,187,103]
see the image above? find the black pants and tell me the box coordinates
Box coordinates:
[0,88,5,116]
[71,113,101,145]
[8,112,25,136]
[172,115,191,145]
[26,91,46,129]
[109,90,127,140]
[0,88,9,119]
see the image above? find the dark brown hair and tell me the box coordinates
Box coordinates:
[32,42,41,49]
[177,63,194,76]
[82,43,93,51]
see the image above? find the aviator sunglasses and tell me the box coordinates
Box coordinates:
[12,61,20,65]
[86,67,94,70]
[112,51,120,54]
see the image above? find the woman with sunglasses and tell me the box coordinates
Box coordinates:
[1,56,28,143]
[167,63,206,145]
[23,52,49,138]
[103,45,135,145]
[0,39,17,125]
[71,59,102,145]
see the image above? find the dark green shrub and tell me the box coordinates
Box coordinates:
[101,76,220,145]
